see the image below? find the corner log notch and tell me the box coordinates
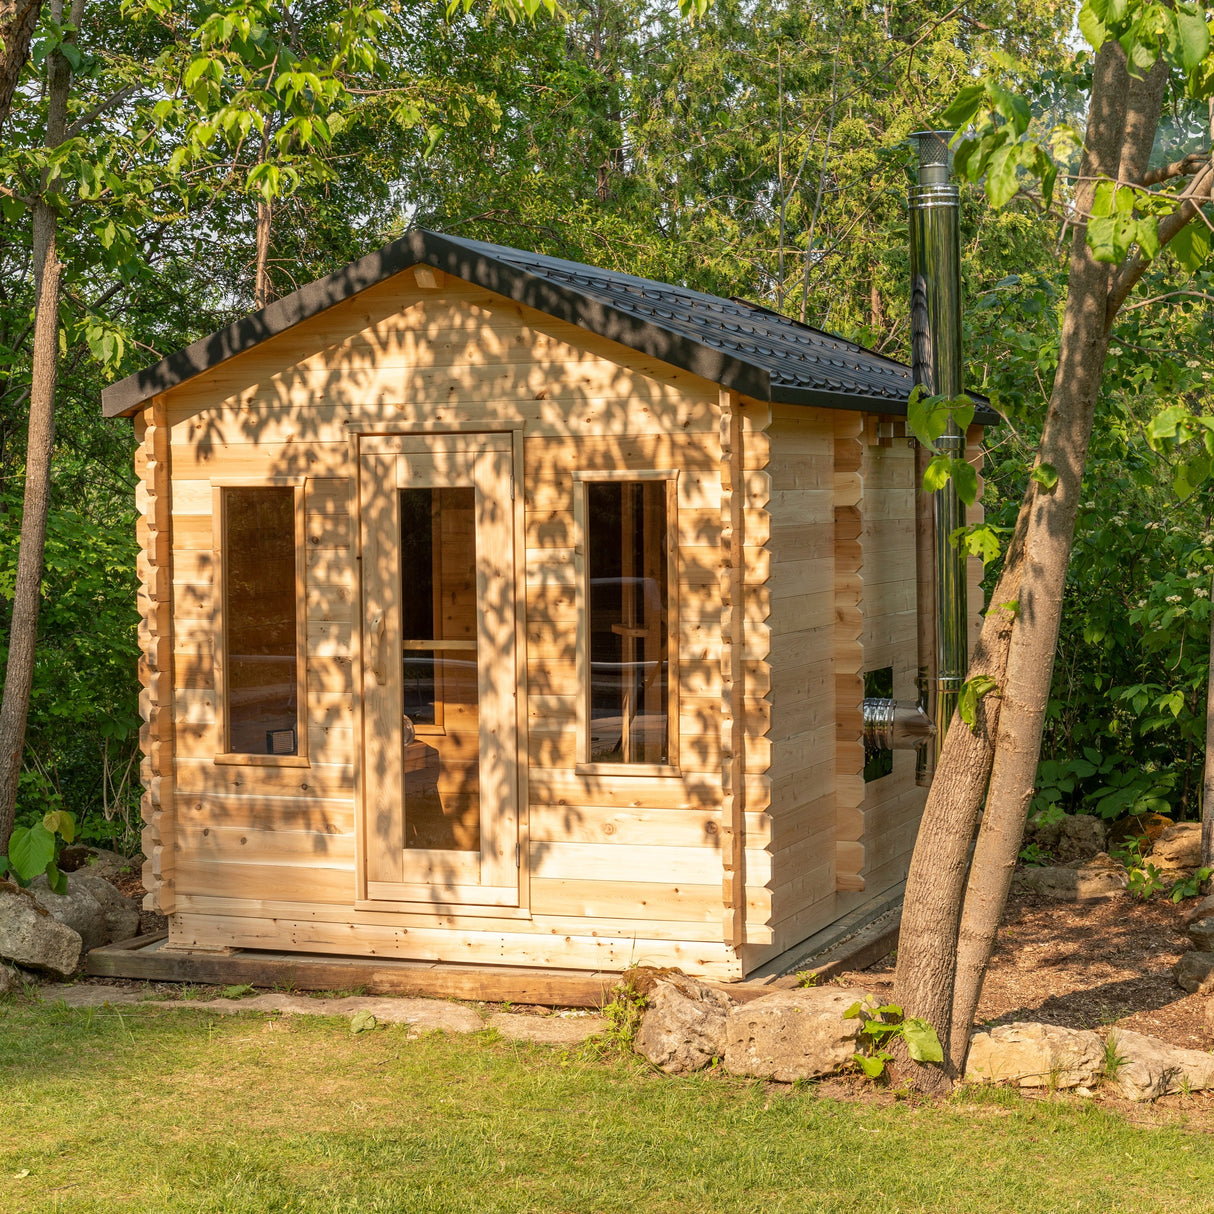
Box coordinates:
[134,399,175,913]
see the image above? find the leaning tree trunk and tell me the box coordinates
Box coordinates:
[891,497,1029,1084]
[944,43,1159,1070]
[0,0,79,854]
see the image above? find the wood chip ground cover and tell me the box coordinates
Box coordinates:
[3,1002,1214,1213]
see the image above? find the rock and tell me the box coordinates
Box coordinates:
[1108,1029,1214,1101]
[28,873,108,952]
[58,847,140,882]
[1189,918,1214,952]
[634,973,736,1074]
[1108,812,1173,852]
[1031,814,1108,863]
[0,963,19,998]
[1174,950,1214,993]
[68,874,141,943]
[1182,894,1214,926]
[723,987,871,1082]
[350,1010,377,1034]
[489,1013,607,1045]
[0,880,83,975]
[1149,823,1203,872]
[964,1022,1104,1088]
[1015,853,1127,900]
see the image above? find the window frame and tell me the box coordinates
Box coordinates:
[572,469,680,777]
[211,477,310,768]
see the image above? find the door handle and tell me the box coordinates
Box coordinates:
[371,611,387,684]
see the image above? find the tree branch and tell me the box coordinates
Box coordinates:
[64,82,140,140]
[1137,152,1209,187]
[1107,162,1214,324]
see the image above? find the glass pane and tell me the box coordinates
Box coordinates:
[225,487,298,754]
[401,488,479,852]
[586,480,669,765]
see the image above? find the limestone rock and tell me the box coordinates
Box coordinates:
[1031,814,1108,863]
[723,987,871,1082]
[1189,917,1214,952]
[0,963,19,998]
[1174,950,1214,993]
[1149,823,1202,872]
[29,873,108,952]
[964,1022,1104,1088]
[0,880,83,975]
[69,873,141,943]
[58,847,140,882]
[1108,1029,1214,1101]
[1181,894,1214,927]
[634,973,736,1074]
[1015,853,1127,900]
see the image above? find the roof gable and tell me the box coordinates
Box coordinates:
[101,229,995,423]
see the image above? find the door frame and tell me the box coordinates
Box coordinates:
[347,422,530,914]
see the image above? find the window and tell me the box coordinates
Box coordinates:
[217,484,306,762]
[575,472,677,772]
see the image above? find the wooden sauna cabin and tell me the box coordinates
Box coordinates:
[101,230,991,984]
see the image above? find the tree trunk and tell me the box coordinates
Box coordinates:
[0,0,78,854]
[1204,565,1214,873]
[0,0,42,134]
[892,497,1028,1085]
[254,196,273,309]
[945,42,1153,1069]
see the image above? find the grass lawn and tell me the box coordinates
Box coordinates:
[2,999,1213,1213]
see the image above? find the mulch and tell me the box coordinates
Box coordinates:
[842,881,1212,1051]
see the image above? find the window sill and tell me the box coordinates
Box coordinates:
[575,762,681,778]
[213,753,310,768]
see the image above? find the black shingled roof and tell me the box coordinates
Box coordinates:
[101,229,997,422]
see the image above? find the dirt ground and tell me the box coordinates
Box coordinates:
[842,881,1212,1051]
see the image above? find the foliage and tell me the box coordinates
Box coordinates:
[4,809,76,894]
[1171,866,1213,901]
[845,999,943,1080]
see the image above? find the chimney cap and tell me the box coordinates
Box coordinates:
[909,130,953,185]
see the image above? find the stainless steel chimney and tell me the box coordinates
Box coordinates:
[909,130,968,767]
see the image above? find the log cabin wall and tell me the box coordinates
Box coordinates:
[836,416,986,912]
[741,403,843,966]
[150,267,772,978]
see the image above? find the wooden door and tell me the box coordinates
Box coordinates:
[359,433,518,906]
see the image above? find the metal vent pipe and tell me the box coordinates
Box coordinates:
[909,129,969,772]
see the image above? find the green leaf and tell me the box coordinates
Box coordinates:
[959,673,1000,730]
[842,1001,864,1020]
[985,143,1019,208]
[907,386,950,447]
[1031,462,1059,490]
[1170,223,1211,272]
[1135,216,1160,261]
[951,458,979,506]
[1174,454,1211,500]
[1087,214,1118,263]
[922,454,953,494]
[42,809,75,843]
[45,861,67,897]
[853,1052,886,1078]
[1148,405,1191,444]
[1078,1,1109,50]
[902,1017,945,1063]
[1175,5,1210,71]
[940,84,986,130]
[8,823,56,883]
